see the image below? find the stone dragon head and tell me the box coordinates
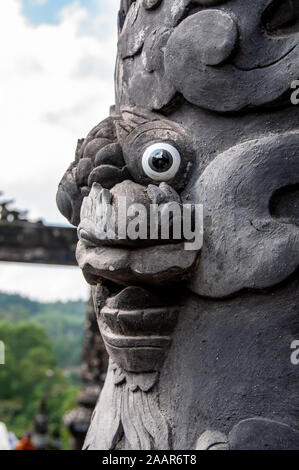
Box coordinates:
[57,0,299,379]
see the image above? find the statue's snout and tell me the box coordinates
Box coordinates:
[78,181,188,248]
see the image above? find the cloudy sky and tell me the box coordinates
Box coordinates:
[0,0,119,301]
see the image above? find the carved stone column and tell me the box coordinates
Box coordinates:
[57,0,299,450]
[64,296,108,450]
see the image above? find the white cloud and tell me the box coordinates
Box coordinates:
[0,0,119,224]
[0,0,120,300]
[0,263,90,302]
[30,0,48,6]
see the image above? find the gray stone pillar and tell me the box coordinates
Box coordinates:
[64,295,108,450]
[57,0,299,450]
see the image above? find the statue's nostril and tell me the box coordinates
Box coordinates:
[193,9,238,66]
[88,165,130,190]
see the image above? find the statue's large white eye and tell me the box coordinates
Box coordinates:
[142,143,181,181]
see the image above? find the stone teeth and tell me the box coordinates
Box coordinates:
[80,183,115,241]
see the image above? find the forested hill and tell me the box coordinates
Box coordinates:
[0,292,85,368]
[0,292,85,320]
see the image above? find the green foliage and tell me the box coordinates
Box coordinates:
[0,292,85,368]
[0,294,86,448]
[0,293,85,320]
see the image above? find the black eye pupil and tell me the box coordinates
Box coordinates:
[149,149,173,173]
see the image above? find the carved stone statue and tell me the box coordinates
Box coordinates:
[57,0,299,450]
[64,296,108,450]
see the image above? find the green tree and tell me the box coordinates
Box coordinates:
[0,293,85,368]
[0,321,79,446]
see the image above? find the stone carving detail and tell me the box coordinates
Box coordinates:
[165,3,299,112]
[64,296,108,450]
[57,108,196,226]
[189,132,299,297]
[196,418,299,450]
[115,0,299,112]
[57,0,299,450]
[92,284,179,374]
[83,359,170,450]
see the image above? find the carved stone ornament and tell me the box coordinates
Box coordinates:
[57,0,299,450]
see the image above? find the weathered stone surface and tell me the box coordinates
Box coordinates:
[165,4,299,111]
[57,0,299,450]
[228,418,299,450]
[196,418,299,450]
[189,132,299,297]
[195,430,229,450]
[64,296,108,450]
[76,239,197,286]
